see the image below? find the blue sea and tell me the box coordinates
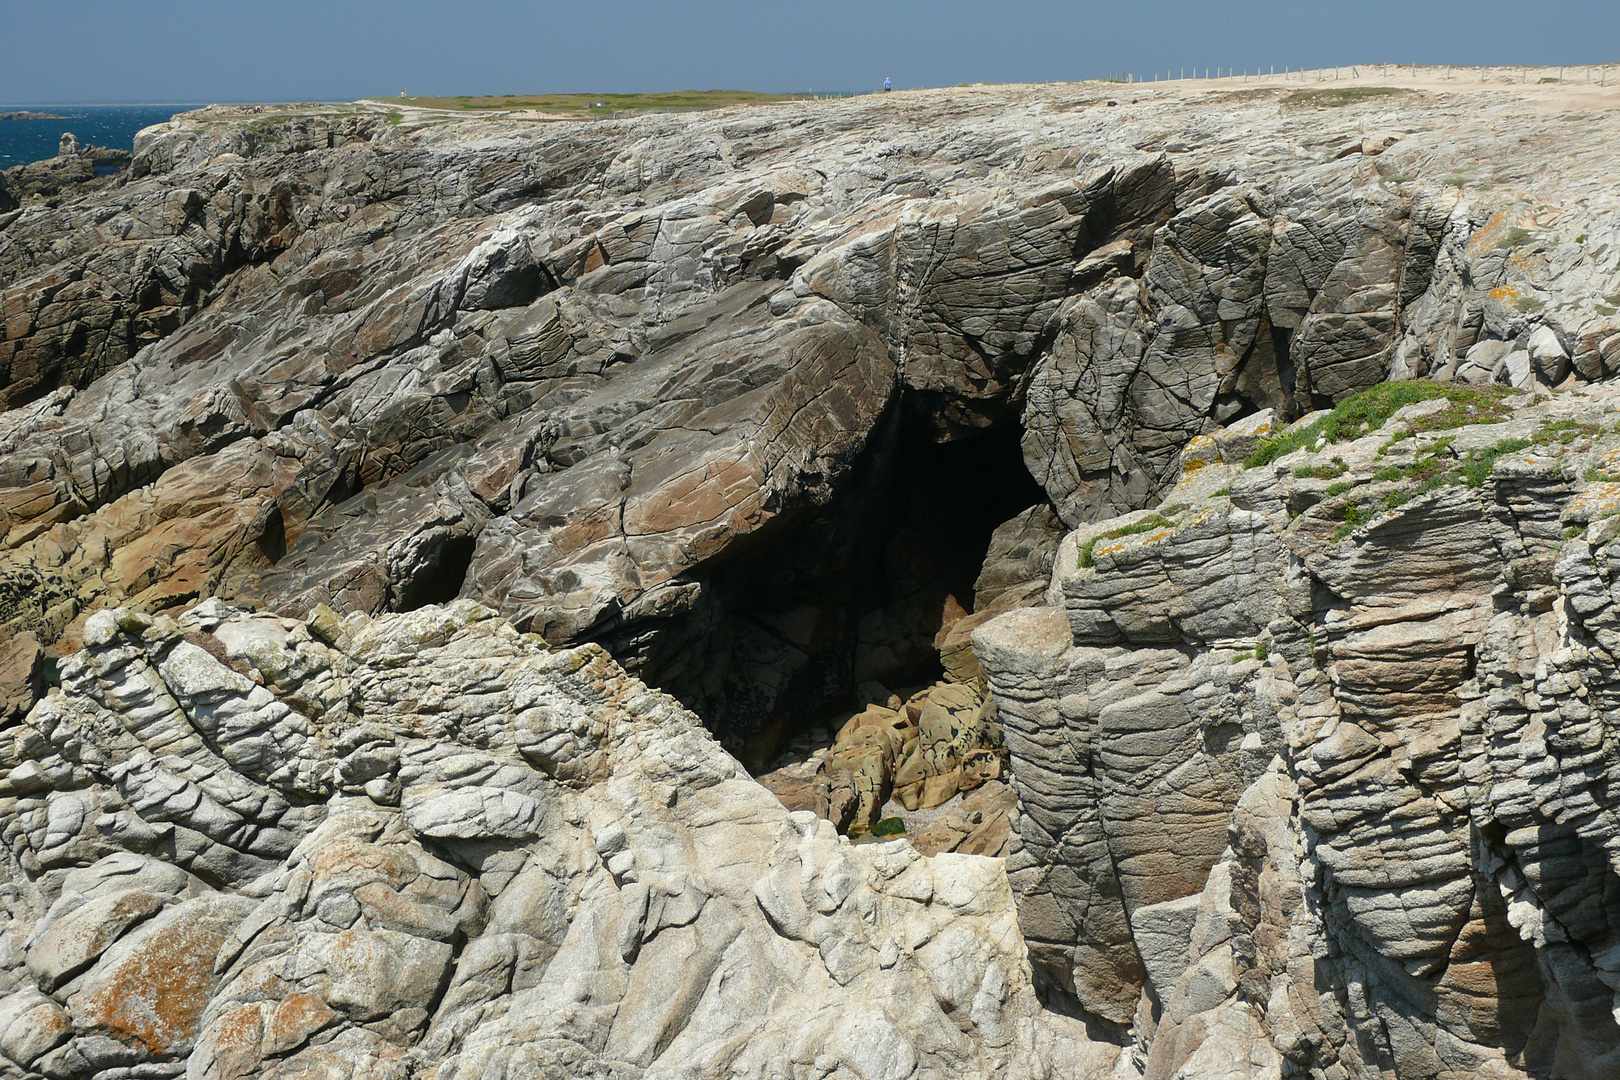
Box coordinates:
[0,104,206,169]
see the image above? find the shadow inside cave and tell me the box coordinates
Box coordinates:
[597,397,1050,772]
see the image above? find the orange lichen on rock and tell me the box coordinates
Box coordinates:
[67,895,253,1057]
[1466,212,1512,256]
[262,992,340,1057]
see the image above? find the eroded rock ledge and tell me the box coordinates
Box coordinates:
[6,83,1620,765]
[975,380,1620,1078]
[0,600,1114,1079]
[7,80,1620,1080]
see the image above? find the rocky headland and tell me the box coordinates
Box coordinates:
[4,71,1620,1078]
[0,133,133,213]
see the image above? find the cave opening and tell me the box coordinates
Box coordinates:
[600,399,1053,773]
[395,533,478,612]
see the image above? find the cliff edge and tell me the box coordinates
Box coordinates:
[4,74,1620,1078]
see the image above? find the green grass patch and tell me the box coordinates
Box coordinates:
[1079,514,1177,568]
[387,89,796,117]
[1536,418,1605,445]
[1325,480,1356,497]
[1495,226,1538,250]
[1284,86,1408,108]
[1365,434,1530,508]
[1372,439,1455,485]
[246,113,293,139]
[1230,640,1269,663]
[1458,437,1532,486]
[1294,456,1348,479]
[1331,503,1371,543]
[1378,429,1411,456]
[1324,430,1536,525]
[1306,628,1328,664]
[1407,391,1519,434]
[871,816,907,838]
[1245,382,1518,469]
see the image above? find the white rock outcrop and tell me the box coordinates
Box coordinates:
[977,379,1620,1079]
[0,600,1115,1079]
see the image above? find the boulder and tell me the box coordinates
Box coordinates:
[65,893,257,1058]
[1527,324,1569,383]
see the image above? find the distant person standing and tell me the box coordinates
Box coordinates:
[884,77,892,92]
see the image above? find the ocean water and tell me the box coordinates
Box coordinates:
[0,104,205,169]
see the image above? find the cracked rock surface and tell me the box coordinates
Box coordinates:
[9,77,1620,1079]
[976,380,1620,1078]
[0,600,1114,1079]
[7,80,1620,760]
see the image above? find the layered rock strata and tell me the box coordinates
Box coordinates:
[976,381,1620,1078]
[6,83,1620,763]
[6,78,1620,1080]
[0,600,1116,1079]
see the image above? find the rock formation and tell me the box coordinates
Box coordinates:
[977,379,1620,1077]
[4,76,1620,1077]
[0,138,131,213]
[0,600,1110,1078]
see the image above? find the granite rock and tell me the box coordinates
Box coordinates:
[6,81,1617,762]
[0,602,1115,1079]
[6,78,1620,1080]
[976,377,1620,1076]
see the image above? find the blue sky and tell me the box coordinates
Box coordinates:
[5,0,1619,103]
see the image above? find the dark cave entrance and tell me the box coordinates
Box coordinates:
[598,399,1050,772]
[394,533,478,612]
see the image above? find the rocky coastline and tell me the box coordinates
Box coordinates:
[3,74,1620,1078]
[0,132,132,213]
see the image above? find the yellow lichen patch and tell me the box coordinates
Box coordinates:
[263,992,341,1057]
[1467,212,1512,257]
[1489,285,1520,303]
[310,836,419,884]
[68,902,240,1056]
[201,1004,267,1078]
[1507,250,1548,274]
[1592,446,1620,473]
[1180,433,1220,472]
[1093,528,1173,563]
[1568,482,1620,522]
